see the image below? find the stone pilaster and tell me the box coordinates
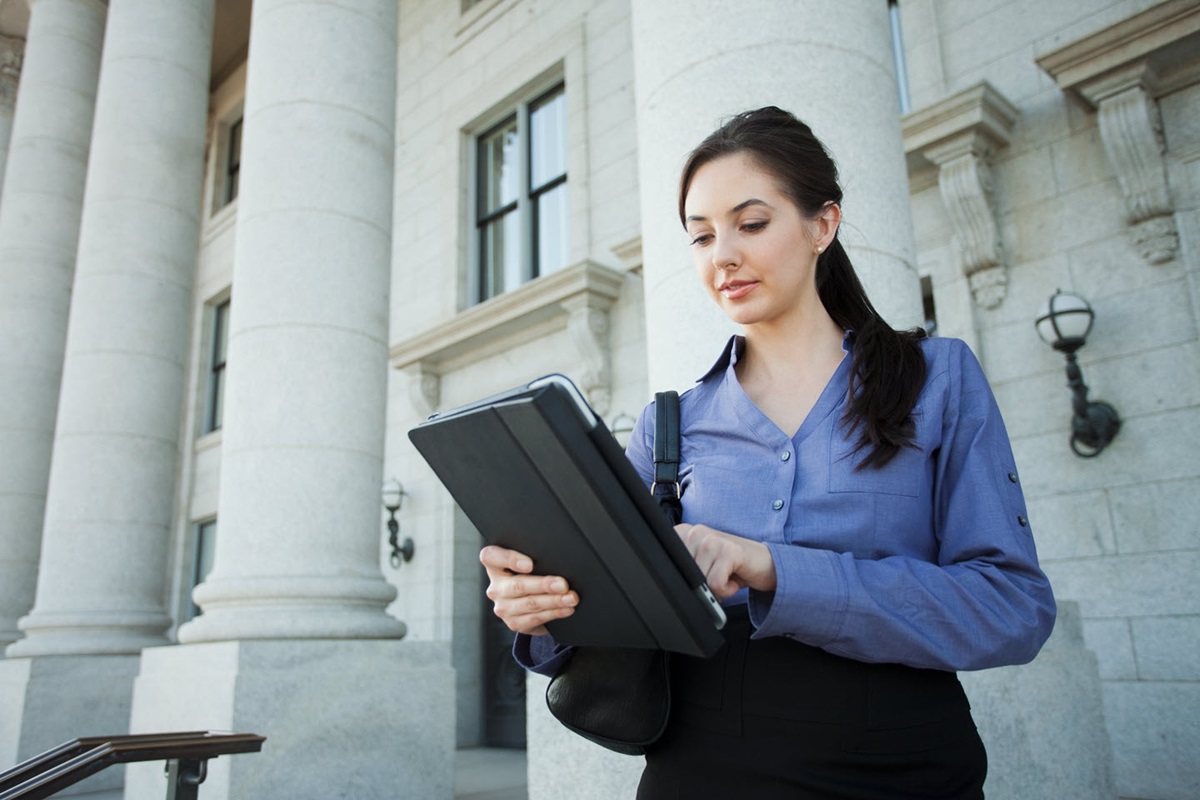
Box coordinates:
[8,0,215,659]
[177,0,406,644]
[0,0,105,653]
[629,0,922,393]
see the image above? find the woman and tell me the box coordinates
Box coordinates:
[481,106,1056,799]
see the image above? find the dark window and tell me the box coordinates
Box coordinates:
[206,299,229,433]
[224,117,242,205]
[921,275,938,337]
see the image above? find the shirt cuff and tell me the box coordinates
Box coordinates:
[513,632,575,677]
[750,543,848,645]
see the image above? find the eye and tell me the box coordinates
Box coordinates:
[689,232,713,247]
[742,220,768,233]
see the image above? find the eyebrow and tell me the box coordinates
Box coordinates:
[685,197,773,223]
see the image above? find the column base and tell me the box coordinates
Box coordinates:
[960,600,1117,798]
[126,638,454,800]
[0,654,140,797]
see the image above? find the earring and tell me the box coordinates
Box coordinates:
[816,246,824,254]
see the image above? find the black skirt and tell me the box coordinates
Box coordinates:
[637,606,987,800]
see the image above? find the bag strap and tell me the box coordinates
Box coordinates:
[652,391,682,525]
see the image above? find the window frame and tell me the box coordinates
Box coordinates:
[470,81,568,305]
[187,518,217,621]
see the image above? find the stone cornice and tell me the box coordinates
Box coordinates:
[1035,0,1200,104]
[902,82,1019,167]
[390,260,626,415]
[1035,2,1197,264]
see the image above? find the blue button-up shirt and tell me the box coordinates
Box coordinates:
[518,334,1055,674]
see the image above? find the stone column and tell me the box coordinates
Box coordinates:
[177,0,405,646]
[630,0,922,391]
[0,0,105,653]
[8,0,214,659]
[0,34,24,199]
[130,2,454,797]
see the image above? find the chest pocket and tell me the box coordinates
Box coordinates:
[826,425,924,498]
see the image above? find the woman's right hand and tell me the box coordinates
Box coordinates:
[480,545,578,636]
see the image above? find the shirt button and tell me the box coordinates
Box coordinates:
[781,451,791,462]
[1017,515,1028,527]
[772,499,784,511]
[1008,472,1018,484]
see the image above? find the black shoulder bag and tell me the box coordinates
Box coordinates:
[543,391,682,755]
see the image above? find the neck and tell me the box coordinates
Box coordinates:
[739,307,846,380]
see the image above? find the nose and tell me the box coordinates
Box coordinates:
[712,236,740,271]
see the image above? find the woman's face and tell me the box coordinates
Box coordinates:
[683,153,834,332]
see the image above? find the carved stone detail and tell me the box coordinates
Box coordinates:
[0,35,24,105]
[1036,0,1200,266]
[406,366,441,419]
[562,296,612,416]
[1095,82,1178,263]
[903,82,1017,309]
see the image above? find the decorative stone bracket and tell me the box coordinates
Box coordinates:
[1037,0,1200,265]
[389,260,626,418]
[0,35,24,105]
[903,82,1019,309]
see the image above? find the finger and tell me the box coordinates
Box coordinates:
[493,592,578,634]
[480,545,535,574]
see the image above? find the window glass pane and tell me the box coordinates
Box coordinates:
[479,117,519,214]
[530,89,566,190]
[224,118,242,205]
[535,183,568,277]
[206,300,230,433]
[480,211,521,299]
[189,520,217,620]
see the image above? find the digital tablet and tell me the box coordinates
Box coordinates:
[408,374,726,658]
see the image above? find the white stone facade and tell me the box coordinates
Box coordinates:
[0,1,1195,799]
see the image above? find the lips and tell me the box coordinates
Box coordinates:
[718,280,758,300]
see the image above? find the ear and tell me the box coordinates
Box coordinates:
[812,203,841,252]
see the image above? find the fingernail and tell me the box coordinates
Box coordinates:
[516,558,533,571]
[550,578,567,592]
[563,593,577,606]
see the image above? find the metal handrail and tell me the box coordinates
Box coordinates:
[0,731,265,800]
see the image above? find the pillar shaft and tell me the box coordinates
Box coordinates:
[0,0,105,651]
[180,0,404,643]
[8,0,215,657]
[629,0,922,389]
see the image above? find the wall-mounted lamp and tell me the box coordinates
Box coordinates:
[1035,290,1121,458]
[381,478,414,568]
[609,412,637,449]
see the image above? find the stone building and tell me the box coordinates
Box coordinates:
[0,1,1196,799]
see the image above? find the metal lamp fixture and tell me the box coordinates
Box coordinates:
[381,478,414,568]
[1035,290,1121,458]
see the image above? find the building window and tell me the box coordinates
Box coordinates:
[188,519,217,620]
[223,117,243,206]
[474,83,568,303]
[205,299,230,433]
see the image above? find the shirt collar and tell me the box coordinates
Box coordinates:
[696,330,856,383]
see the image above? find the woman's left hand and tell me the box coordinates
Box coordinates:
[675,523,778,600]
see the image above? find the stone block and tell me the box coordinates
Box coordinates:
[125,639,454,800]
[1103,680,1200,800]
[1132,616,1200,681]
[1110,476,1200,554]
[1081,617,1136,680]
[1023,488,1115,560]
[1043,549,1200,619]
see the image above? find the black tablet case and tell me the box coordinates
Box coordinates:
[408,377,725,658]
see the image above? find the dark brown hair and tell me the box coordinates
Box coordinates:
[679,106,927,469]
